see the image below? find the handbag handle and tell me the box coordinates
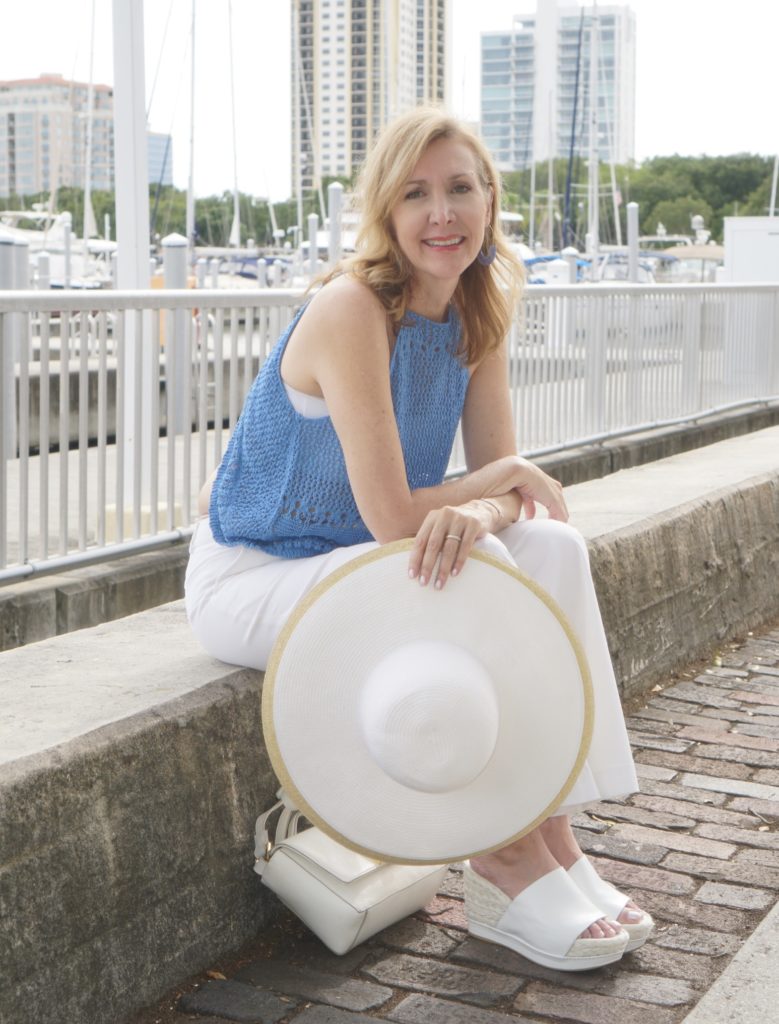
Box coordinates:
[253,789,306,876]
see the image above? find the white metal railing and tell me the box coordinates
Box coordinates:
[1,282,778,582]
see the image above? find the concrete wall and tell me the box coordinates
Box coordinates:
[0,629,277,1024]
[16,349,262,453]
[0,546,187,651]
[590,471,779,701]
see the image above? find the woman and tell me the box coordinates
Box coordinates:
[186,106,652,971]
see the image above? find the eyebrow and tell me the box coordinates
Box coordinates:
[404,172,477,186]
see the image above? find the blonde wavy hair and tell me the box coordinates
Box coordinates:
[327,106,524,365]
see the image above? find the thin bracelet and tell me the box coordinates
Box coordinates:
[481,498,502,520]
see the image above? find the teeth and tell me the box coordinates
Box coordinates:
[425,238,463,248]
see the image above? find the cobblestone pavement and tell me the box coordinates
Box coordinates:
[130,621,779,1024]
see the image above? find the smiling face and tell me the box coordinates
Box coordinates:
[389,135,492,308]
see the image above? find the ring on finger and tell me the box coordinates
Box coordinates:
[445,533,462,543]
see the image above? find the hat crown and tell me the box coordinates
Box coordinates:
[359,640,499,793]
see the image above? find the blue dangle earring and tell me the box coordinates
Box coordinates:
[477,226,497,267]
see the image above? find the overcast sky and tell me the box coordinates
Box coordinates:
[3,1,778,200]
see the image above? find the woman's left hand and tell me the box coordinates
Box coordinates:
[408,500,494,590]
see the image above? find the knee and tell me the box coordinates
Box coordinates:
[502,518,591,572]
[536,519,589,558]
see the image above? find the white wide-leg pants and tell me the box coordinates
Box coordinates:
[185,517,638,813]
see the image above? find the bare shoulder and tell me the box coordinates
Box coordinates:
[305,274,387,339]
[283,275,390,393]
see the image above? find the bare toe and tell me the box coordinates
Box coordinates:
[618,900,646,924]
[581,917,620,939]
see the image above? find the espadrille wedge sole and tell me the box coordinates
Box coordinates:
[464,864,629,971]
[567,856,654,953]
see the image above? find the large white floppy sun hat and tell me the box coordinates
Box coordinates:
[262,539,593,865]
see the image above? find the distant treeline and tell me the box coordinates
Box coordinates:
[2,155,775,248]
[502,153,776,246]
[0,179,346,250]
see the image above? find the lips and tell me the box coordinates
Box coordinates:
[423,236,465,249]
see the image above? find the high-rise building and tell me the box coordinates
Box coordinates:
[481,0,636,172]
[0,74,114,198]
[291,0,450,194]
[0,74,172,199]
[147,131,174,189]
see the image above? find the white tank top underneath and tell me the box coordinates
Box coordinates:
[284,381,329,418]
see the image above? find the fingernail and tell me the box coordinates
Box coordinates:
[419,575,427,586]
[451,567,459,576]
[435,578,442,590]
[408,568,416,579]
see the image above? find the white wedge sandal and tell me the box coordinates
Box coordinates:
[566,857,654,953]
[463,863,629,971]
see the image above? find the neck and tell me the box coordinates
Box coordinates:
[407,281,456,323]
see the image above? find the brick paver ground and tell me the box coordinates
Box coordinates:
[128,622,779,1024]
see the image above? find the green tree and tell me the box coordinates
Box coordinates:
[645,196,714,236]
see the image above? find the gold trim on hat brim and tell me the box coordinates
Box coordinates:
[262,538,594,866]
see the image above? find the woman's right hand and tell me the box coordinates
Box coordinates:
[478,455,568,523]
[511,457,568,522]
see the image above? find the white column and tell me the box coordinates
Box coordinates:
[327,182,343,267]
[0,231,17,459]
[162,233,190,436]
[308,213,319,278]
[627,202,639,283]
[37,252,51,290]
[112,0,153,527]
[63,216,72,289]
[111,0,150,289]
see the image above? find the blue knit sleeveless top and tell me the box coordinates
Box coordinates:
[209,301,469,558]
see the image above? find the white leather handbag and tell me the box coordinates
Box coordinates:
[254,793,448,955]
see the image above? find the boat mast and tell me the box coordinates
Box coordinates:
[292,0,303,249]
[586,1,600,263]
[185,0,196,256]
[227,0,241,246]
[562,6,585,248]
[546,93,554,251]
[82,0,98,252]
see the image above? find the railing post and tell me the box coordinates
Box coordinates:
[328,181,344,267]
[195,257,207,289]
[62,214,72,288]
[209,257,220,289]
[162,232,190,435]
[627,203,639,284]
[0,229,17,459]
[37,251,51,290]
[308,212,319,279]
[561,247,578,285]
[583,294,607,434]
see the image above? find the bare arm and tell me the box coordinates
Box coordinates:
[407,334,567,587]
[299,278,542,542]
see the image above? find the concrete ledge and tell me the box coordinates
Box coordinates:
[680,898,779,1024]
[0,545,187,651]
[1,428,779,1024]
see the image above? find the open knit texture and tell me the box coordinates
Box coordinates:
[210,302,470,558]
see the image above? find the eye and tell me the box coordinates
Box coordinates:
[452,183,472,194]
[405,188,424,200]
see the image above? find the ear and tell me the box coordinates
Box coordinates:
[485,185,494,225]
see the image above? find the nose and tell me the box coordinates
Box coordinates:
[428,191,454,225]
